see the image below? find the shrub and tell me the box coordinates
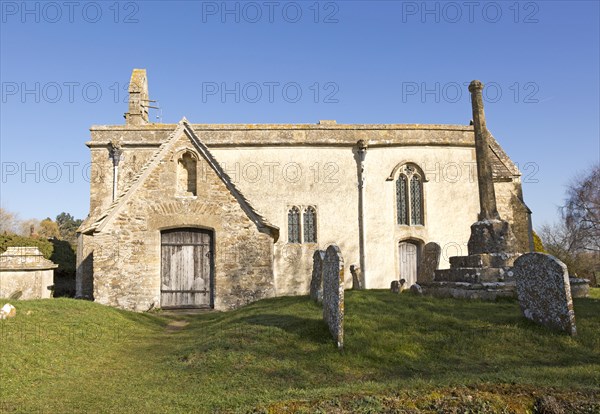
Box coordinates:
[0,234,53,258]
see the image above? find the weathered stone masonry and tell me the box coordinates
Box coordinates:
[77,69,531,311]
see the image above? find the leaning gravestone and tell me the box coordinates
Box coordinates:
[310,250,325,303]
[322,245,344,350]
[417,242,441,284]
[350,265,362,290]
[513,253,577,336]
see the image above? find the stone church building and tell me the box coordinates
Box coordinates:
[76,69,531,311]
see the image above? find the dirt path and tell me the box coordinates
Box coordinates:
[165,319,189,333]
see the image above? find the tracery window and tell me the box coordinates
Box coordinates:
[287,206,317,244]
[303,207,317,243]
[396,164,424,226]
[288,207,301,243]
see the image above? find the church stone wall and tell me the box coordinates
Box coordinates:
[364,146,480,288]
[211,140,482,292]
[495,179,530,253]
[211,146,359,296]
[89,132,275,312]
[82,123,527,307]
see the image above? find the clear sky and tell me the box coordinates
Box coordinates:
[1,0,599,231]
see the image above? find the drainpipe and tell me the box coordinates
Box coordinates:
[357,140,368,288]
[110,142,123,201]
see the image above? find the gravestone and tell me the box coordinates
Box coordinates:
[513,253,577,336]
[410,283,423,295]
[417,242,441,284]
[350,265,362,290]
[310,250,325,303]
[322,245,344,350]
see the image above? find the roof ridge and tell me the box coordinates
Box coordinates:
[487,132,520,177]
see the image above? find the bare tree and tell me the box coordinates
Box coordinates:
[562,164,600,252]
[539,164,600,282]
[0,208,21,234]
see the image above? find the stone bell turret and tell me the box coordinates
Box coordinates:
[124,69,149,125]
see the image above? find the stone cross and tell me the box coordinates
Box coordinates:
[469,80,500,221]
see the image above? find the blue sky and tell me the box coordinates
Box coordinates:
[1,0,599,230]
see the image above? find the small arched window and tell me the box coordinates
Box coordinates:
[303,207,317,243]
[288,207,301,243]
[178,152,197,196]
[395,164,424,226]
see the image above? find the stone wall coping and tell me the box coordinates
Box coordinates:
[0,247,59,271]
[90,123,474,132]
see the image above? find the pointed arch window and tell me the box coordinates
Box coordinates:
[288,207,301,243]
[395,164,425,226]
[177,152,197,196]
[303,207,317,243]
[410,175,423,225]
[396,175,408,225]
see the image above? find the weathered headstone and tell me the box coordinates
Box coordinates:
[322,245,344,350]
[310,250,325,303]
[569,277,590,298]
[350,265,362,290]
[514,253,577,336]
[390,280,400,293]
[410,283,423,295]
[417,242,441,284]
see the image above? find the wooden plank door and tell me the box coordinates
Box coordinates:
[161,228,213,308]
[398,241,418,288]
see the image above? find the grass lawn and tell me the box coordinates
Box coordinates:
[1,289,599,413]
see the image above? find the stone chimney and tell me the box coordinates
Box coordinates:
[124,69,149,125]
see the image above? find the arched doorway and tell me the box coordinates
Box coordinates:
[398,240,420,288]
[161,228,214,308]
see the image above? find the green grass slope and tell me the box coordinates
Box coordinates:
[1,290,599,413]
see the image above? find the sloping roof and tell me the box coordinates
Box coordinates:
[79,118,279,241]
[488,132,520,181]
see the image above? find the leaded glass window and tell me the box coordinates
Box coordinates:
[410,175,423,225]
[395,164,425,226]
[288,207,300,243]
[303,207,317,243]
[396,176,408,225]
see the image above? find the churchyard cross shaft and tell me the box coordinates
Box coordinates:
[469,80,500,221]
